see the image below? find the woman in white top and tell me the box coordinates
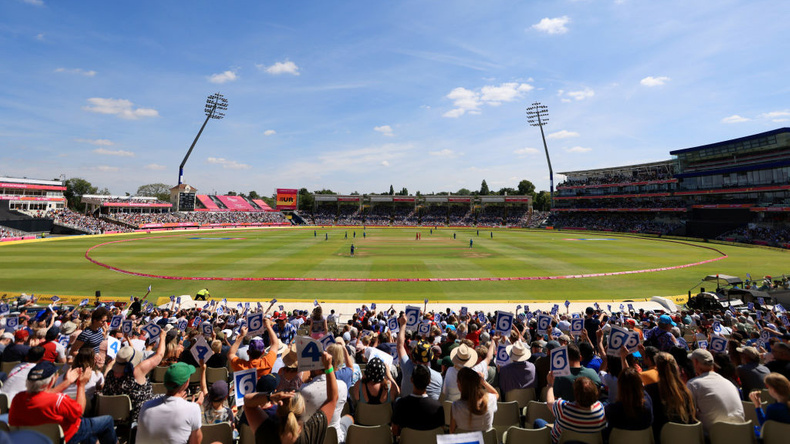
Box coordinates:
[56,347,104,400]
[450,366,499,432]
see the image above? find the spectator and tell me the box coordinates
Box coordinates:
[136,362,202,443]
[450,367,499,432]
[40,326,66,364]
[646,352,696,440]
[307,306,328,340]
[639,346,661,385]
[397,315,442,399]
[538,373,606,444]
[350,356,399,404]
[736,345,770,398]
[643,315,678,352]
[766,342,790,380]
[1,346,45,403]
[272,311,297,345]
[443,343,477,402]
[1,330,30,363]
[0,332,13,354]
[244,351,337,444]
[69,306,108,358]
[604,368,653,436]
[686,349,744,433]
[299,349,351,443]
[55,348,104,401]
[391,364,444,436]
[748,372,790,426]
[229,322,280,378]
[553,342,601,402]
[9,361,116,444]
[498,341,536,397]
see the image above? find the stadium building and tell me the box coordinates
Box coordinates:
[551,127,790,246]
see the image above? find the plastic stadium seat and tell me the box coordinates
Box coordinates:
[345,424,393,444]
[399,426,444,444]
[355,401,392,426]
[504,388,536,409]
[493,401,521,442]
[609,427,654,444]
[95,394,132,423]
[11,424,64,444]
[238,423,255,444]
[558,429,603,444]
[525,401,554,429]
[0,393,8,414]
[761,420,790,444]
[659,422,703,444]
[443,400,453,428]
[742,400,765,425]
[455,428,497,444]
[0,361,20,375]
[151,383,167,395]
[200,422,233,444]
[504,425,552,444]
[708,421,756,444]
[152,366,168,383]
[323,425,339,444]
[206,367,228,385]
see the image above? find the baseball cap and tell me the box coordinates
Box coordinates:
[1,332,14,341]
[164,362,196,389]
[45,326,60,342]
[689,348,714,365]
[736,345,759,361]
[413,340,433,364]
[208,380,229,402]
[256,373,281,394]
[545,340,561,351]
[658,314,677,327]
[28,361,58,381]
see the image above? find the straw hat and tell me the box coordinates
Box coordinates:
[450,343,478,368]
[507,341,531,362]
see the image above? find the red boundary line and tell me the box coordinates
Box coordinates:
[84,234,728,283]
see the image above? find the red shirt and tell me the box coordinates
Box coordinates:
[466,329,481,347]
[9,390,83,442]
[41,341,59,362]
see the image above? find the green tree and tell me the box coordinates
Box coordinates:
[456,188,471,195]
[248,191,260,200]
[64,178,97,211]
[227,191,237,196]
[389,185,394,195]
[97,187,111,195]
[397,187,408,196]
[497,187,517,195]
[298,188,314,211]
[534,190,551,211]
[136,183,172,202]
[517,180,536,196]
[479,180,490,195]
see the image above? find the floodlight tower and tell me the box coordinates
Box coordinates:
[178,92,228,185]
[526,102,554,208]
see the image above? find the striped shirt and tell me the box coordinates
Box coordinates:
[550,399,606,443]
[76,327,104,353]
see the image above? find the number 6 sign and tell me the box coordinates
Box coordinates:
[121,320,134,336]
[418,321,431,336]
[551,346,571,377]
[495,311,514,335]
[405,306,420,332]
[387,316,399,333]
[296,336,325,372]
[201,322,213,337]
[234,368,257,407]
[109,315,124,331]
[569,318,584,336]
[6,316,19,331]
[247,312,265,336]
[496,344,510,366]
[536,314,551,336]
[709,335,728,354]
[607,326,628,356]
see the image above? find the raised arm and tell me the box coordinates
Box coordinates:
[228,326,248,361]
[265,319,280,354]
[396,314,407,359]
[136,329,167,379]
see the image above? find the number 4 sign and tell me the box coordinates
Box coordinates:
[107,337,121,360]
[296,336,325,372]
[191,335,215,363]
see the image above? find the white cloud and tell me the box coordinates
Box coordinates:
[75,138,114,146]
[259,61,300,76]
[93,165,120,172]
[759,110,790,123]
[35,33,44,41]
[532,16,570,35]
[55,68,96,77]
[547,130,580,140]
[514,147,540,156]
[443,82,533,118]
[381,160,390,167]
[208,70,237,84]
[721,115,750,124]
[566,146,592,153]
[640,76,671,87]
[207,157,251,170]
[374,125,394,137]
[82,98,159,120]
[429,149,457,157]
[566,88,595,101]
[23,0,44,6]
[264,129,277,136]
[145,164,166,170]
[93,148,134,157]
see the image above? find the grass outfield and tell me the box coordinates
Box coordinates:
[0,227,786,303]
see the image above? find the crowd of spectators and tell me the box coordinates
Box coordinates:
[448,206,474,226]
[107,211,288,228]
[558,168,675,188]
[2,291,790,443]
[0,226,27,239]
[719,226,790,247]
[553,198,686,209]
[477,206,505,226]
[547,213,684,235]
[45,209,134,234]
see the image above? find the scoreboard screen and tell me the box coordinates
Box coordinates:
[178,192,195,211]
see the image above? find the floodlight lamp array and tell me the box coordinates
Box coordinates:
[526,102,549,127]
[204,93,229,119]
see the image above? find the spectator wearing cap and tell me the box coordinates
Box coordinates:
[397,314,443,399]
[9,361,117,444]
[198,359,234,427]
[299,344,351,443]
[244,350,337,444]
[552,343,601,402]
[41,326,66,364]
[686,349,744,433]
[102,328,167,423]
[392,364,445,437]
[229,319,280,378]
[644,314,679,353]
[272,311,297,345]
[736,345,770,399]
[0,332,13,354]
[498,340,536,397]
[137,362,202,444]
[1,329,30,363]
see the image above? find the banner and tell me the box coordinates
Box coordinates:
[276,188,298,210]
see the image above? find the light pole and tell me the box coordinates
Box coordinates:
[526,102,553,208]
[178,92,228,185]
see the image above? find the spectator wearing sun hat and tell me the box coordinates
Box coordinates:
[499,341,536,397]
[397,314,443,399]
[442,343,478,402]
[137,362,202,444]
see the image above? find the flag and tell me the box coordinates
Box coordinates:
[147,285,152,292]
[314,299,318,306]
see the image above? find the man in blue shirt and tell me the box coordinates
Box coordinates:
[271,312,296,345]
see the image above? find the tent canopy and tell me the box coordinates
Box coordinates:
[703,274,743,285]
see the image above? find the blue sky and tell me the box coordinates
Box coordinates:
[1,0,788,197]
